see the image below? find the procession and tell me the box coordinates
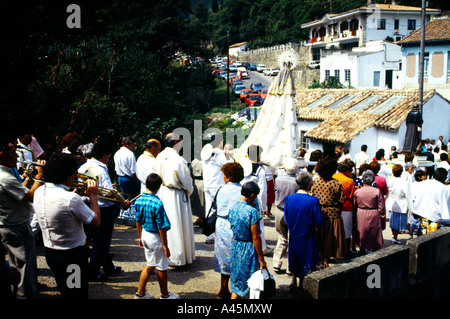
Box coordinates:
[2,49,450,301]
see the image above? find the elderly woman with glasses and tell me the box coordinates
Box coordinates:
[353,170,386,254]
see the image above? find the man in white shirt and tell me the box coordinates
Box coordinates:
[242,144,272,255]
[354,144,370,175]
[136,139,161,193]
[34,153,100,298]
[155,133,195,266]
[78,138,130,281]
[114,136,140,201]
[437,153,450,172]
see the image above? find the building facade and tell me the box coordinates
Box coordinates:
[399,18,450,93]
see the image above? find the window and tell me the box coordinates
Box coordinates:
[334,69,340,80]
[394,19,399,30]
[408,19,416,30]
[345,69,351,82]
[377,19,386,30]
[447,51,450,80]
[301,131,310,150]
[325,70,330,81]
[424,52,429,79]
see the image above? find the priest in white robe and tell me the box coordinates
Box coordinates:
[410,169,450,224]
[155,133,195,266]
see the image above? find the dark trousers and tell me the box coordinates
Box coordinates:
[88,205,119,276]
[118,175,140,200]
[45,245,89,299]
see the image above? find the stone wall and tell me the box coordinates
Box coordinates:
[302,227,450,299]
[238,44,320,89]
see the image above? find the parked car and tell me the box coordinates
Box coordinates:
[256,64,266,72]
[233,84,247,97]
[245,93,264,107]
[229,65,238,72]
[250,82,265,93]
[309,60,320,69]
[260,88,268,99]
[231,80,244,89]
[263,67,280,76]
[240,89,253,103]
[237,67,249,79]
[249,64,257,71]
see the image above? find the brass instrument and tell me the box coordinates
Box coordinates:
[73,172,131,203]
[22,161,131,203]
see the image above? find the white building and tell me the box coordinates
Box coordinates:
[294,88,450,161]
[301,1,441,86]
[398,18,450,98]
[319,40,402,89]
[229,42,248,58]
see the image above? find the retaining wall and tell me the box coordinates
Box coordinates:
[302,227,450,299]
[238,45,319,89]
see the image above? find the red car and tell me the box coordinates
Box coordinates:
[240,89,253,103]
[245,93,264,107]
[260,88,268,99]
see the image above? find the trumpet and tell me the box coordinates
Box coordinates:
[73,172,131,203]
[22,161,131,203]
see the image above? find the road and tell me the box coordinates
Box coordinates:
[242,70,274,91]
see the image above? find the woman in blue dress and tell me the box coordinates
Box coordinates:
[229,181,267,299]
[284,171,324,290]
[214,162,245,299]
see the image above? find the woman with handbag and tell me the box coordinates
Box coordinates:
[213,162,244,299]
[229,181,267,299]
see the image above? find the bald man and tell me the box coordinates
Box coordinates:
[154,133,195,266]
[136,139,161,193]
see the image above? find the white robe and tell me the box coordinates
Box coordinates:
[410,179,450,223]
[155,147,195,266]
[202,149,228,214]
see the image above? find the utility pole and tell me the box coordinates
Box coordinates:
[418,0,426,114]
[227,30,230,108]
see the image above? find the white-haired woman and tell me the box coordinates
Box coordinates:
[353,170,386,254]
[284,171,324,290]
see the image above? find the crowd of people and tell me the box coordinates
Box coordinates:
[2,128,450,299]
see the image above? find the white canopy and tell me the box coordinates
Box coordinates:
[235,49,301,170]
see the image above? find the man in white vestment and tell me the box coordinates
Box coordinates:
[154,133,195,266]
[202,140,229,214]
[410,168,450,224]
[136,139,161,193]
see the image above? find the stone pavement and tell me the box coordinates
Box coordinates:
[33,213,407,299]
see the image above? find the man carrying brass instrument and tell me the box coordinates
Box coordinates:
[78,137,130,281]
[33,153,100,299]
[0,134,44,299]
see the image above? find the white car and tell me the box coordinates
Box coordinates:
[256,64,266,72]
[263,67,280,76]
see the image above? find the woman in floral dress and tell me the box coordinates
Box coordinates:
[213,162,244,299]
[311,154,347,267]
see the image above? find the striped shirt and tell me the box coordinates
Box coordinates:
[134,193,171,232]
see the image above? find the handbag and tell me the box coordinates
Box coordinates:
[259,268,276,299]
[202,186,222,236]
[248,268,276,299]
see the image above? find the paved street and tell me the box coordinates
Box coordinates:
[33,210,406,300]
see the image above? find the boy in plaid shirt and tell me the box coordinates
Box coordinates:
[134,173,179,299]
